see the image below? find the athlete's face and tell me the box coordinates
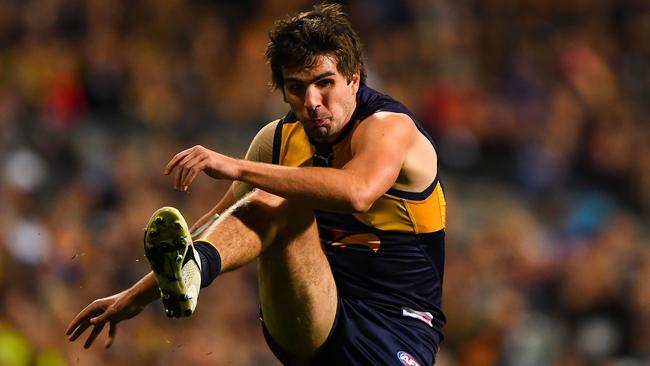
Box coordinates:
[282,56,360,143]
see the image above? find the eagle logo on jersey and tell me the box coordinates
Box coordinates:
[325,229,382,252]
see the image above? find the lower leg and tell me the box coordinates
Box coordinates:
[196,190,295,273]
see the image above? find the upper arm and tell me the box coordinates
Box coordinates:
[232,120,279,199]
[343,112,417,207]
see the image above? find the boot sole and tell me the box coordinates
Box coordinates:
[144,207,195,317]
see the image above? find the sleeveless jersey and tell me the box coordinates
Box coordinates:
[271,83,446,340]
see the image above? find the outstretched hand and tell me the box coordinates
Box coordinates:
[164,145,238,191]
[66,291,145,349]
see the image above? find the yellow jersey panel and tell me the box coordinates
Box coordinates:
[353,181,446,234]
[279,122,313,167]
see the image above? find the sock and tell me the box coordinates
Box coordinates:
[193,240,222,288]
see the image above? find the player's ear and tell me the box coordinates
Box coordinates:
[281,87,288,103]
[350,72,360,94]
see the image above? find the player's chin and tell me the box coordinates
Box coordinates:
[308,126,330,140]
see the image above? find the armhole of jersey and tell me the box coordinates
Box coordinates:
[368,110,441,201]
[272,120,283,165]
[386,176,439,201]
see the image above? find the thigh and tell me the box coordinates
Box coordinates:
[256,197,338,360]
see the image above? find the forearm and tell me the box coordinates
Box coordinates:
[126,272,160,306]
[234,159,371,212]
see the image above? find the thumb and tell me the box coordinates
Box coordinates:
[90,308,112,325]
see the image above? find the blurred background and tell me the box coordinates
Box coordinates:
[0,0,649,365]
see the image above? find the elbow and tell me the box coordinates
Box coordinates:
[348,190,375,213]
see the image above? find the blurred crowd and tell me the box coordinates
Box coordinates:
[0,0,648,365]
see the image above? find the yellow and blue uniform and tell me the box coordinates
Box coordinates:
[263,84,446,366]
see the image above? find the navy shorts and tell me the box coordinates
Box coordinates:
[261,296,441,365]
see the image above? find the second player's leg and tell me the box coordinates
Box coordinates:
[197,189,337,359]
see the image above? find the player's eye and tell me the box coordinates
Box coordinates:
[317,79,334,88]
[286,83,303,95]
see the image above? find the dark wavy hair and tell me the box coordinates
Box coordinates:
[265,3,367,90]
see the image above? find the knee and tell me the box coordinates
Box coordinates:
[244,189,286,211]
[236,189,315,233]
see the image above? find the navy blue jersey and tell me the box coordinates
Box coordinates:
[267,84,446,365]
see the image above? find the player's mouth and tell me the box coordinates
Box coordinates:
[309,117,330,126]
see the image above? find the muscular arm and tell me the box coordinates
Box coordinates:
[166,113,418,213]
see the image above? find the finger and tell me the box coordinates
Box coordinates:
[68,320,91,342]
[164,148,193,175]
[66,305,97,335]
[174,150,195,190]
[181,155,207,191]
[90,306,114,326]
[83,322,106,349]
[67,301,105,338]
[105,322,117,348]
[66,316,83,336]
[183,158,208,191]
[65,317,78,335]
[179,158,194,191]
[175,164,183,191]
[177,150,203,190]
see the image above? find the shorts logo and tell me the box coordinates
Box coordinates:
[397,351,420,366]
[402,307,434,327]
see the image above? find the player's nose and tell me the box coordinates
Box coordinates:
[303,85,322,110]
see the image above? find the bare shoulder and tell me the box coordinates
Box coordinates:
[351,111,419,147]
[359,111,416,129]
[355,111,438,192]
